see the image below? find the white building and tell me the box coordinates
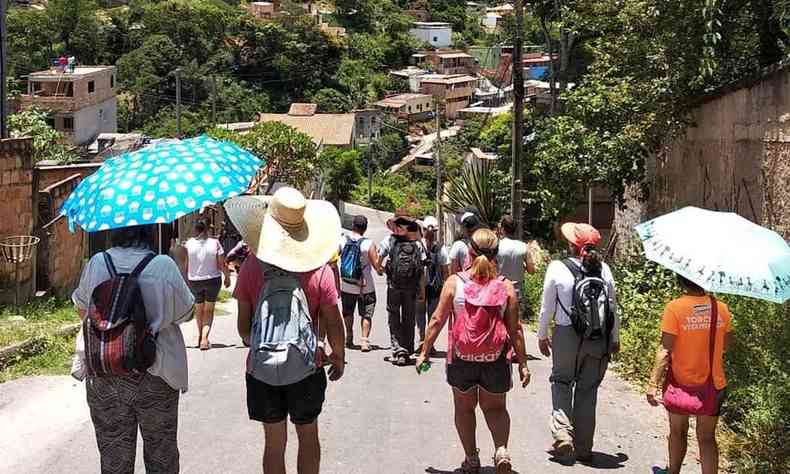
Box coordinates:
[409,22,453,48]
[20,66,118,146]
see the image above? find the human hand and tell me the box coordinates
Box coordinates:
[327,350,345,381]
[415,353,428,375]
[646,386,660,407]
[519,364,531,388]
[539,338,552,357]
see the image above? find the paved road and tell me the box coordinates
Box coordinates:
[1,204,679,473]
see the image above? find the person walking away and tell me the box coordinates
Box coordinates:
[417,228,531,474]
[449,210,483,274]
[339,215,380,352]
[496,215,536,319]
[646,275,733,474]
[71,225,195,474]
[228,188,346,474]
[375,209,427,366]
[181,220,230,350]
[416,216,449,352]
[537,222,620,464]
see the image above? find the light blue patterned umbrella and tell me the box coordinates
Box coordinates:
[635,206,790,303]
[61,135,263,232]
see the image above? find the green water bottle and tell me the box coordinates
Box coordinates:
[418,360,432,374]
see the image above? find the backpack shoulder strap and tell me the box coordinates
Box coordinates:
[102,252,117,277]
[707,295,718,382]
[131,253,157,277]
[561,258,583,282]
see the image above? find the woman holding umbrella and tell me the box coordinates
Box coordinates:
[636,206,790,474]
[646,275,733,474]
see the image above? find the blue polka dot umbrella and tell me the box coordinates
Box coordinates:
[60,135,263,232]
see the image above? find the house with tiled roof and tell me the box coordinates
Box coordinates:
[258,103,357,148]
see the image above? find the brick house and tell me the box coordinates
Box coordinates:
[417,50,480,76]
[375,93,434,122]
[419,74,478,119]
[20,66,118,146]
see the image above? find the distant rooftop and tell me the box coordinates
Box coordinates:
[437,52,474,59]
[412,22,452,28]
[29,66,114,79]
[288,103,318,116]
[259,110,356,146]
[376,93,433,107]
[419,74,477,85]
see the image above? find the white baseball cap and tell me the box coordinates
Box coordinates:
[423,216,439,229]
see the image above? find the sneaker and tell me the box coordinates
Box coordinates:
[360,338,371,352]
[494,447,512,474]
[552,439,574,460]
[460,450,481,474]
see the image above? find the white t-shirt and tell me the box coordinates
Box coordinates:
[497,237,529,292]
[537,258,620,342]
[339,232,375,295]
[184,237,224,281]
[72,247,195,392]
[449,239,469,271]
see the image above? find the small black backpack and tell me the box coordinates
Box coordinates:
[558,258,614,342]
[386,237,423,289]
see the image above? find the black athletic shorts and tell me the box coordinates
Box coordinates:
[446,351,512,394]
[246,369,327,425]
[189,277,222,304]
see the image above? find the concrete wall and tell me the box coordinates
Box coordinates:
[409,27,452,48]
[615,65,790,252]
[0,138,36,305]
[72,98,118,145]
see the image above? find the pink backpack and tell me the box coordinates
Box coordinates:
[449,272,510,363]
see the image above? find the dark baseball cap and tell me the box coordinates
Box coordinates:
[460,212,481,230]
[352,215,368,230]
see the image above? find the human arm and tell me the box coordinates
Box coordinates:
[319,302,346,381]
[504,280,531,387]
[237,299,253,346]
[368,243,382,275]
[537,262,559,356]
[416,275,457,371]
[524,248,536,275]
[646,332,676,406]
[606,265,620,353]
[374,238,390,275]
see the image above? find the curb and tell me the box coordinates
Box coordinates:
[0,322,81,368]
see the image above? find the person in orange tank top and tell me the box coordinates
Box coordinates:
[647,275,734,474]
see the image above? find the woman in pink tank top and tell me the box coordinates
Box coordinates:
[417,228,531,474]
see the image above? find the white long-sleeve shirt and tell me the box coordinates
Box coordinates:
[537,258,620,342]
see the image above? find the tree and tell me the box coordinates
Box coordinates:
[319,147,363,202]
[47,0,103,63]
[9,108,74,163]
[209,122,318,193]
[309,88,353,113]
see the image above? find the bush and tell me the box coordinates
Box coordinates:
[351,170,435,217]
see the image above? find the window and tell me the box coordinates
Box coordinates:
[63,117,74,130]
[88,81,95,93]
[110,75,115,88]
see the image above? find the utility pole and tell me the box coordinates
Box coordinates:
[511,0,525,238]
[434,98,444,245]
[211,75,217,127]
[174,68,182,138]
[0,0,8,138]
[367,140,373,204]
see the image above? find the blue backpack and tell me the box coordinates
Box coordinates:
[340,236,366,285]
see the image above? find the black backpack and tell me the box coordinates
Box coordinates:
[386,237,423,289]
[425,242,444,296]
[558,258,614,342]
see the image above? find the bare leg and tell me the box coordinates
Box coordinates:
[452,387,479,457]
[479,390,510,449]
[295,421,321,474]
[194,303,205,347]
[696,415,719,474]
[262,421,287,474]
[668,412,690,474]
[361,317,372,339]
[203,301,216,346]
[343,314,354,345]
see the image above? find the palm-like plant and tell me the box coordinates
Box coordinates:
[443,163,498,227]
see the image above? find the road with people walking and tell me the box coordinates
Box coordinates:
[1,203,676,473]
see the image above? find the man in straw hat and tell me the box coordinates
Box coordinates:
[226,187,346,474]
[374,208,428,366]
[537,222,619,464]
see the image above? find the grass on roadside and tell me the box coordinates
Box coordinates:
[0,332,76,383]
[0,298,78,348]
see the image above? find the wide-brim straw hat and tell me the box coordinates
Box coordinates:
[224,187,340,272]
[386,207,418,231]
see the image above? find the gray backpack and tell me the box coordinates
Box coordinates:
[249,264,318,386]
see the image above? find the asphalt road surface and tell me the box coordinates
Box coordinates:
[1,204,683,473]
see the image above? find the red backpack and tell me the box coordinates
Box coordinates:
[450,272,510,363]
[83,252,157,377]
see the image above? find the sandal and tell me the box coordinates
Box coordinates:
[460,450,481,474]
[200,339,210,351]
[494,447,512,473]
[360,338,371,352]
